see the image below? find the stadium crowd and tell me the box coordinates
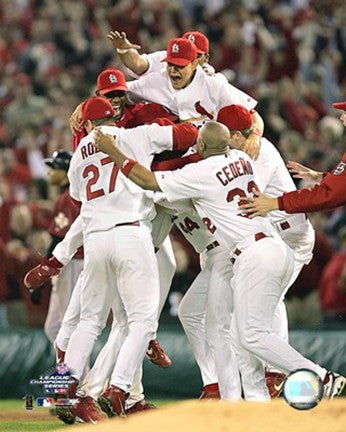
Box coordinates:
[0,0,345,329]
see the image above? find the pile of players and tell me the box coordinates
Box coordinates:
[24,29,346,424]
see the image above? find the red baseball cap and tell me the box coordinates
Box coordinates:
[96,68,128,95]
[162,38,197,67]
[182,31,209,54]
[217,105,253,130]
[81,96,116,122]
[332,101,346,111]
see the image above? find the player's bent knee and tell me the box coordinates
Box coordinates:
[129,318,158,338]
[78,319,104,337]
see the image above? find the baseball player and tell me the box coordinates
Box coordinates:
[216,105,316,399]
[26,67,193,367]
[24,151,83,348]
[240,101,346,215]
[152,104,316,400]
[70,67,178,147]
[60,96,197,422]
[108,30,214,77]
[93,121,346,400]
[110,34,263,159]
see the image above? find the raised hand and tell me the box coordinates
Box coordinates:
[107,31,141,51]
[286,161,323,182]
[70,103,83,133]
[93,128,117,154]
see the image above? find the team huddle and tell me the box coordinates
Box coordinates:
[24,30,346,423]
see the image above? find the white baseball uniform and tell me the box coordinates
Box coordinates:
[155,149,327,399]
[64,122,180,392]
[228,138,316,399]
[127,65,256,127]
[155,136,315,400]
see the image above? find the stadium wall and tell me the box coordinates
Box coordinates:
[0,325,345,399]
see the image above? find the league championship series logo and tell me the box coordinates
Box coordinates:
[24,363,78,410]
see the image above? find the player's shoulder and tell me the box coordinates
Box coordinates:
[229,148,252,162]
[198,67,226,85]
[259,137,284,161]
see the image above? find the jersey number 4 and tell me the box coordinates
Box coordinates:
[83,156,119,201]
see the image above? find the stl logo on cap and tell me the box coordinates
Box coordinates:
[172,43,180,53]
[109,74,118,84]
[188,34,195,43]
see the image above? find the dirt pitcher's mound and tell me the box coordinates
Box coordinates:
[55,399,346,432]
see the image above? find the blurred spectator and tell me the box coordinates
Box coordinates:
[3,74,48,140]
[286,213,334,327]
[319,227,346,328]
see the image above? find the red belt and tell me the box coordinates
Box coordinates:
[115,220,140,228]
[206,240,220,252]
[230,232,268,264]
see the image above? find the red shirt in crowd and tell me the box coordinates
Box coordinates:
[48,186,83,259]
[319,251,346,315]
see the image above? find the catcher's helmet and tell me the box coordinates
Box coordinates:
[44,150,73,171]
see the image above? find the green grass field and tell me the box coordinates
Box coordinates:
[0,399,174,432]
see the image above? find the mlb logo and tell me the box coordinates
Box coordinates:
[172,43,180,53]
[109,74,118,83]
[37,397,54,407]
[188,34,195,43]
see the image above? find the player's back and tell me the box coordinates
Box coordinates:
[68,127,155,234]
[254,138,309,225]
[157,148,278,251]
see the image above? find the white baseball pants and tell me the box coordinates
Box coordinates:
[64,224,159,392]
[230,236,326,401]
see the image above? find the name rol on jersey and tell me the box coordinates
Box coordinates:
[216,157,253,186]
[80,142,101,160]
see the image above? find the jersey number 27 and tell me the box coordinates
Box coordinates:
[83,156,119,201]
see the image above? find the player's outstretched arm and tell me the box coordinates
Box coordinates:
[93,129,161,191]
[240,189,279,217]
[286,160,323,182]
[108,30,149,76]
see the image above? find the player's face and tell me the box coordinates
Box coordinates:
[47,167,68,185]
[103,90,127,120]
[228,131,246,150]
[166,60,198,90]
[197,53,209,66]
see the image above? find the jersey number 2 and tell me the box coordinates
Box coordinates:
[83,156,119,201]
